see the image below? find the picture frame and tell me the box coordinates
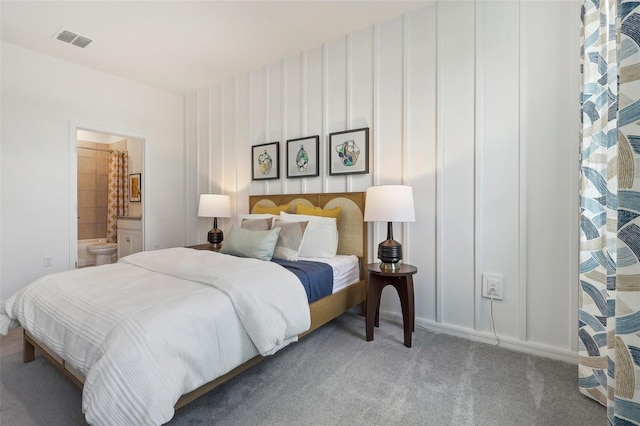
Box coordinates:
[329,127,369,175]
[286,135,319,178]
[129,173,141,202]
[251,142,280,180]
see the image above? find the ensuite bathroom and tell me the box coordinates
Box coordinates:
[76,129,144,268]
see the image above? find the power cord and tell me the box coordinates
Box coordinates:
[489,294,500,346]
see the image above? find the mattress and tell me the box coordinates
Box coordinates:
[300,254,360,293]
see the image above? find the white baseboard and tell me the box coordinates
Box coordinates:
[381,310,578,364]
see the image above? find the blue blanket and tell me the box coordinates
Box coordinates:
[271,258,334,303]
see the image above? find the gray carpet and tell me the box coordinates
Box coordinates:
[1,313,605,425]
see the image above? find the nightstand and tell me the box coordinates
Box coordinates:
[186,243,220,252]
[365,262,417,348]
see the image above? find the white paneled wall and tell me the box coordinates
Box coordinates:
[437,1,476,330]
[520,1,581,351]
[405,6,437,323]
[475,1,522,340]
[185,1,581,361]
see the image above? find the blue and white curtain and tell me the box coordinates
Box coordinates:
[579,0,640,423]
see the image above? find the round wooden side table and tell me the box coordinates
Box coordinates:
[365,262,417,348]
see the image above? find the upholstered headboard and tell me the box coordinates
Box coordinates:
[248,192,367,276]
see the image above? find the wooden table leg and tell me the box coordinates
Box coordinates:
[375,291,381,328]
[408,275,415,332]
[392,276,414,348]
[405,276,415,346]
[366,275,380,342]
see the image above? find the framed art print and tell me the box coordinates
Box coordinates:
[252,142,280,180]
[129,173,141,202]
[329,127,369,175]
[286,135,319,178]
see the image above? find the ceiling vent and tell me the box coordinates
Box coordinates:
[53,29,92,48]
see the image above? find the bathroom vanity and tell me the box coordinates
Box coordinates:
[117,217,143,259]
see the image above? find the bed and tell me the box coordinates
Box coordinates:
[1,191,367,425]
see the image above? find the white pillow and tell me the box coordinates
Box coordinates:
[279,211,338,258]
[220,226,281,261]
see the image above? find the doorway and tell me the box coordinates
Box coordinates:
[70,127,145,269]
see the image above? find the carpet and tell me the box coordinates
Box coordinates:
[0,313,605,425]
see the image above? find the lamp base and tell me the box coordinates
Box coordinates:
[376,222,404,271]
[380,261,401,271]
[208,242,222,251]
[378,239,402,264]
[208,228,223,251]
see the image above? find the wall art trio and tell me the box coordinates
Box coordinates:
[251,127,369,181]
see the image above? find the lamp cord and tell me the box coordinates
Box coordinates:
[490,294,500,346]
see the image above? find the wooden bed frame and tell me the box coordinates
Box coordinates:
[23,191,368,412]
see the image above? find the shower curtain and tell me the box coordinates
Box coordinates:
[579,0,640,423]
[106,150,129,243]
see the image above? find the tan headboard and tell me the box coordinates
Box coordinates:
[249,192,367,276]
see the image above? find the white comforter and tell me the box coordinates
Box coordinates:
[0,248,311,425]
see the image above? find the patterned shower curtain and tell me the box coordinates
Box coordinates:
[106,150,129,243]
[579,0,640,423]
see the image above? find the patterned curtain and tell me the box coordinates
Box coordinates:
[106,150,129,243]
[579,0,640,423]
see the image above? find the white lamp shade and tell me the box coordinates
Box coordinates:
[198,194,231,218]
[364,185,415,223]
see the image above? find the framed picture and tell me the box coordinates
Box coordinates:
[251,142,280,180]
[329,127,369,175]
[129,173,141,202]
[286,135,319,178]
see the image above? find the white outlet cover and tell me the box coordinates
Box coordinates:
[482,273,504,300]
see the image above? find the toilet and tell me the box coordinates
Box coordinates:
[87,242,118,266]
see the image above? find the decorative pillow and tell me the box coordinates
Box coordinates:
[241,218,272,231]
[296,204,342,220]
[238,213,277,229]
[279,211,338,258]
[220,226,281,261]
[272,220,308,261]
[253,204,292,215]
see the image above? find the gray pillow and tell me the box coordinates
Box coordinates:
[220,226,281,261]
[241,218,272,231]
[272,220,308,261]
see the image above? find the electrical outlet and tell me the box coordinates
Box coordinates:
[44,256,53,267]
[482,273,503,300]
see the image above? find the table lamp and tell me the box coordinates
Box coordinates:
[198,194,231,250]
[364,185,415,271]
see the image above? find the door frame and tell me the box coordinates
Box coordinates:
[69,122,146,269]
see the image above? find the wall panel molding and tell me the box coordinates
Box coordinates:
[183,2,583,357]
[518,1,528,342]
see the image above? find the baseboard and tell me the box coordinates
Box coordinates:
[381,310,578,364]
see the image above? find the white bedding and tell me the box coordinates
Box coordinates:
[0,248,310,426]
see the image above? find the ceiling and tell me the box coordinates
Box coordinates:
[1,1,429,94]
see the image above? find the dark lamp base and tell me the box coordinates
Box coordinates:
[378,239,403,264]
[376,222,403,271]
[208,228,223,250]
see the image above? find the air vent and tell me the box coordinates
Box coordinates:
[53,29,92,48]
[72,36,92,48]
[56,30,77,43]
